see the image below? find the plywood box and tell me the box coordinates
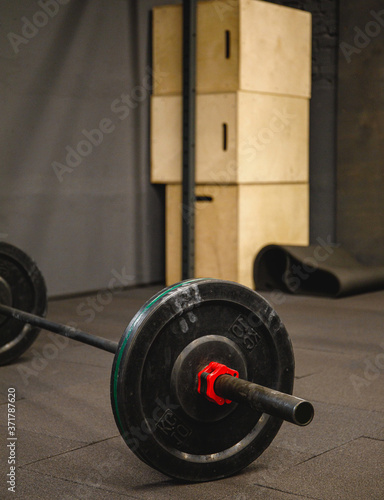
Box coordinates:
[153,0,311,97]
[166,183,309,288]
[151,92,309,184]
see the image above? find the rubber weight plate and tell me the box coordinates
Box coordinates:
[110,279,294,482]
[0,243,47,365]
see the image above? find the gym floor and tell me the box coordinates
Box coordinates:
[1,285,383,499]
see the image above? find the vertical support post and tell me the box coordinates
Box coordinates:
[182,0,197,280]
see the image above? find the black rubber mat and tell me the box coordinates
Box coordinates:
[253,244,384,297]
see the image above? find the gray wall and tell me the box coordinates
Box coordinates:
[268,0,384,266]
[266,0,339,244]
[0,0,174,296]
[337,0,384,265]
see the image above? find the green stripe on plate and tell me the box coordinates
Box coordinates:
[112,279,206,434]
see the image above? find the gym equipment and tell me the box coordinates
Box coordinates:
[182,0,197,279]
[0,242,314,482]
[0,243,47,365]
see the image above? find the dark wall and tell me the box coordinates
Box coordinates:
[266,0,339,244]
[0,0,171,296]
[337,0,384,265]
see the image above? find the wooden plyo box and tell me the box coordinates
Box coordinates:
[166,183,309,288]
[153,0,312,97]
[151,92,309,184]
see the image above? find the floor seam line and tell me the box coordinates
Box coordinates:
[19,434,121,467]
[252,482,321,499]
[17,469,139,498]
[292,435,368,467]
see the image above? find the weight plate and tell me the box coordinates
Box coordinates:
[110,279,294,482]
[0,243,47,365]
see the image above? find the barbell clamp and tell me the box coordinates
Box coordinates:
[198,361,314,426]
[197,361,239,405]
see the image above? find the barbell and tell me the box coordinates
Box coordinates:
[0,242,314,482]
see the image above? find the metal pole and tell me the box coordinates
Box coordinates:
[181,0,197,280]
[214,375,314,426]
[0,304,118,354]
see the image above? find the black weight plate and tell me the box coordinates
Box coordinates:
[110,279,294,482]
[0,243,47,365]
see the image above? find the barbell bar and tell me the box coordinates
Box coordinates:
[0,303,118,354]
[213,372,313,426]
[0,302,313,427]
[0,242,314,482]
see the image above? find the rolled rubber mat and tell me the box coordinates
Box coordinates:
[254,244,384,297]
